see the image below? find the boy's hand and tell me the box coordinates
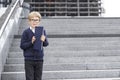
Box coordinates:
[41,35,45,42]
[32,36,36,44]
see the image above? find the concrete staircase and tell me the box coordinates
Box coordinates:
[2,17,120,80]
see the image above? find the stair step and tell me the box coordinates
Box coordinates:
[9,47,120,53]
[6,56,120,64]
[8,50,120,58]
[4,62,120,72]
[12,37,120,45]
[10,45,120,51]
[11,38,120,53]
[19,28,120,35]
[18,18,120,35]
[2,70,120,80]
[12,43,120,47]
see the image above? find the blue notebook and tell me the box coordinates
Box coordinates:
[33,26,44,51]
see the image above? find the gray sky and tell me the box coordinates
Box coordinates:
[103,0,120,17]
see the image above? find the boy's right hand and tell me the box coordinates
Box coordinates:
[32,36,36,44]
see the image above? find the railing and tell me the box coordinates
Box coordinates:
[0,0,23,37]
[0,0,24,76]
[27,0,104,17]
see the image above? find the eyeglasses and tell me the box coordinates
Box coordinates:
[29,19,40,22]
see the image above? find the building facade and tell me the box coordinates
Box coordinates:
[25,0,103,17]
[0,0,12,7]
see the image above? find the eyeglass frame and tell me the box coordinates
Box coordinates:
[29,19,40,22]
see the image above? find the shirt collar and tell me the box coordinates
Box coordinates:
[30,27,35,33]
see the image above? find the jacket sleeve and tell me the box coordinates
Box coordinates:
[20,30,33,50]
[43,30,49,47]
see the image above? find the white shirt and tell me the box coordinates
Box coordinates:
[30,27,35,33]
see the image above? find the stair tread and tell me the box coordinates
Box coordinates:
[2,69,120,73]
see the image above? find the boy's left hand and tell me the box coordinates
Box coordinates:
[41,35,45,42]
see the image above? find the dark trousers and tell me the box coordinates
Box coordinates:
[25,60,43,80]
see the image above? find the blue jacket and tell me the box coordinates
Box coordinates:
[20,27,49,61]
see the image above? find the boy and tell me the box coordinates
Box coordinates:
[20,11,49,80]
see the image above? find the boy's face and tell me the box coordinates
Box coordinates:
[28,16,40,28]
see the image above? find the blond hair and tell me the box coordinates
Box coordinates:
[28,11,42,20]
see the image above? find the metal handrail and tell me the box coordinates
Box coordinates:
[0,0,23,38]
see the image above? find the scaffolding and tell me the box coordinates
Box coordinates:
[27,0,103,17]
